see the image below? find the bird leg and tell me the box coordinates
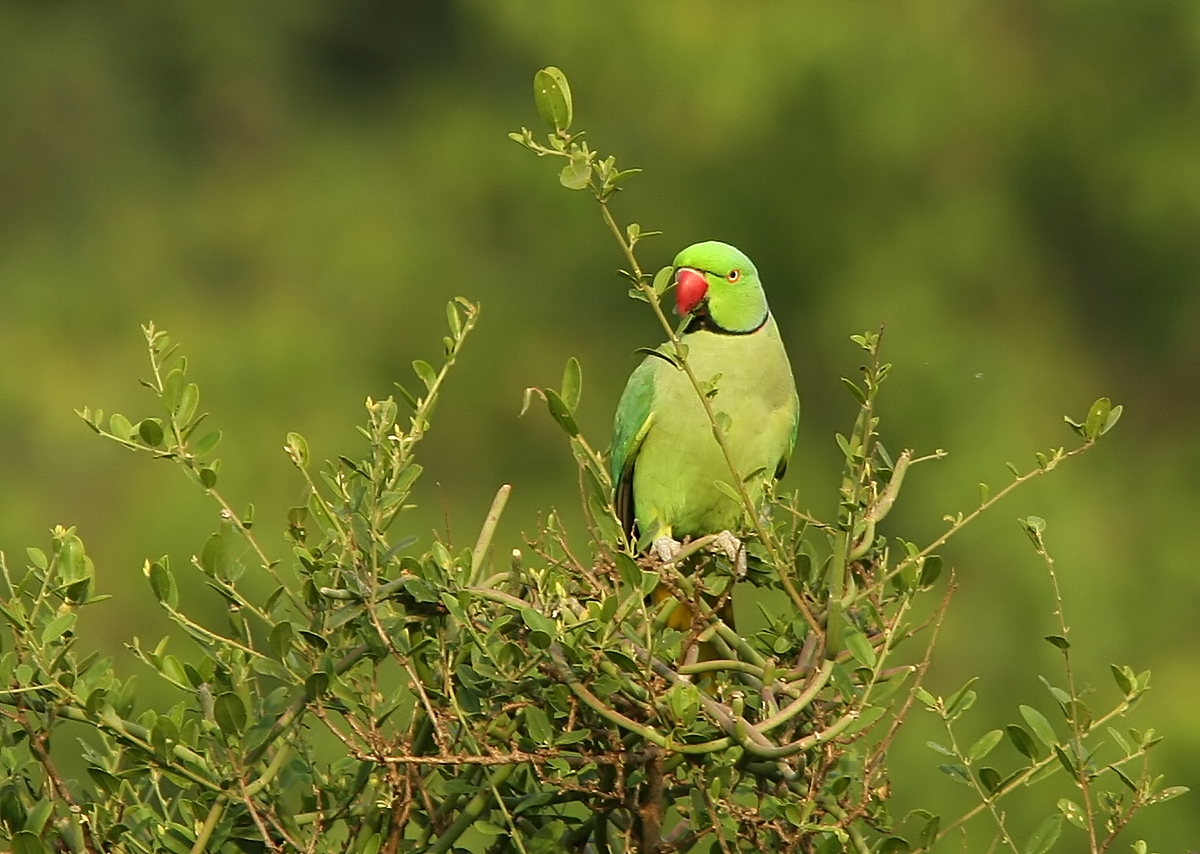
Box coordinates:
[652,535,683,565]
[711,530,747,577]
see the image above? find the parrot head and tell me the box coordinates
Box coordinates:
[672,241,769,334]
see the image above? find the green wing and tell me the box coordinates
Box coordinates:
[776,392,800,480]
[610,357,657,538]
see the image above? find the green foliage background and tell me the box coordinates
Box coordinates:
[1,1,1197,846]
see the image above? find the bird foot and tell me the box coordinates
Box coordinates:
[711,530,747,577]
[652,535,683,565]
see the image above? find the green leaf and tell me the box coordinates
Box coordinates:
[1083,397,1111,440]
[606,167,642,191]
[147,560,179,609]
[926,741,954,756]
[713,479,742,505]
[41,612,76,644]
[55,533,90,583]
[652,265,673,297]
[0,599,28,630]
[945,677,979,720]
[285,432,309,467]
[978,766,1003,793]
[1112,765,1137,791]
[918,813,940,849]
[878,837,910,854]
[1053,744,1077,775]
[445,300,463,338]
[615,553,641,590]
[412,359,438,391]
[1007,723,1040,760]
[1056,798,1087,830]
[1107,725,1132,755]
[88,767,121,797]
[1149,785,1189,804]
[533,66,572,131]
[214,692,246,734]
[544,388,579,436]
[109,412,135,440]
[1021,705,1058,748]
[200,532,227,579]
[160,654,189,688]
[521,606,555,636]
[559,154,590,190]
[840,377,867,405]
[913,687,937,709]
[198,465,218,489]
[1039,675,1071,708]
[1020,515,1047,545]
[844,630,876,668]
[1045,635,1070,651]
[524,705,553,745]
[919,554,943,587]
[175,382,200,425]
[394,382,418,410]
[440,592,467,623]
[193,430,222,458]
[26,547,48,570]
[1022,815,1062,854]
[1110,664,1134,696]
[937,763,971,786]
[1067,699,1091,731]
[306,671,329,697]
[560,357,582,412]
[23,796,52,835]
[667,683,701,727]
[138,417,165,447]
[968,729,1004,763]
[161,366,184,411]
[11,830,49,854]
[1100,403,1122,436]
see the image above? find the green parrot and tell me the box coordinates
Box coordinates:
[611,240,799,578]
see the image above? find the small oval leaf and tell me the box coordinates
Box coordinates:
[138,418,165,447]
[560,357,582,413]
[285,431,309,468]
[147,561,179,609]
[533,66,572,131]
[1007,723,1040,760]
[1020,705,1058,748]
[193,430,222,458]
[968,729,1004,763]
[213,691,247,734]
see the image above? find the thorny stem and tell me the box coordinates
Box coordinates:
[935,697,1142,842]
[942,713,1020,854]
[1030,526,1100,851]
[142,323,301,611]
[866,577,956,775]
[880,444,1093,597]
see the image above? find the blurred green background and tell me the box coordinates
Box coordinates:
[2,0,1198,846]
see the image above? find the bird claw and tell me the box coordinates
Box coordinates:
[711,530,747,577]
[652,535,683,565]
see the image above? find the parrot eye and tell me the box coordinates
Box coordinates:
[727,269,741,283]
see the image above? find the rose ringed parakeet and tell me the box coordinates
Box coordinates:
[611,240,800,574]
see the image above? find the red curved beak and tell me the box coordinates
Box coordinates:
[675,267,708,316]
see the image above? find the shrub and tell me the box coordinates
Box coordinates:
[0,67,1182,854]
